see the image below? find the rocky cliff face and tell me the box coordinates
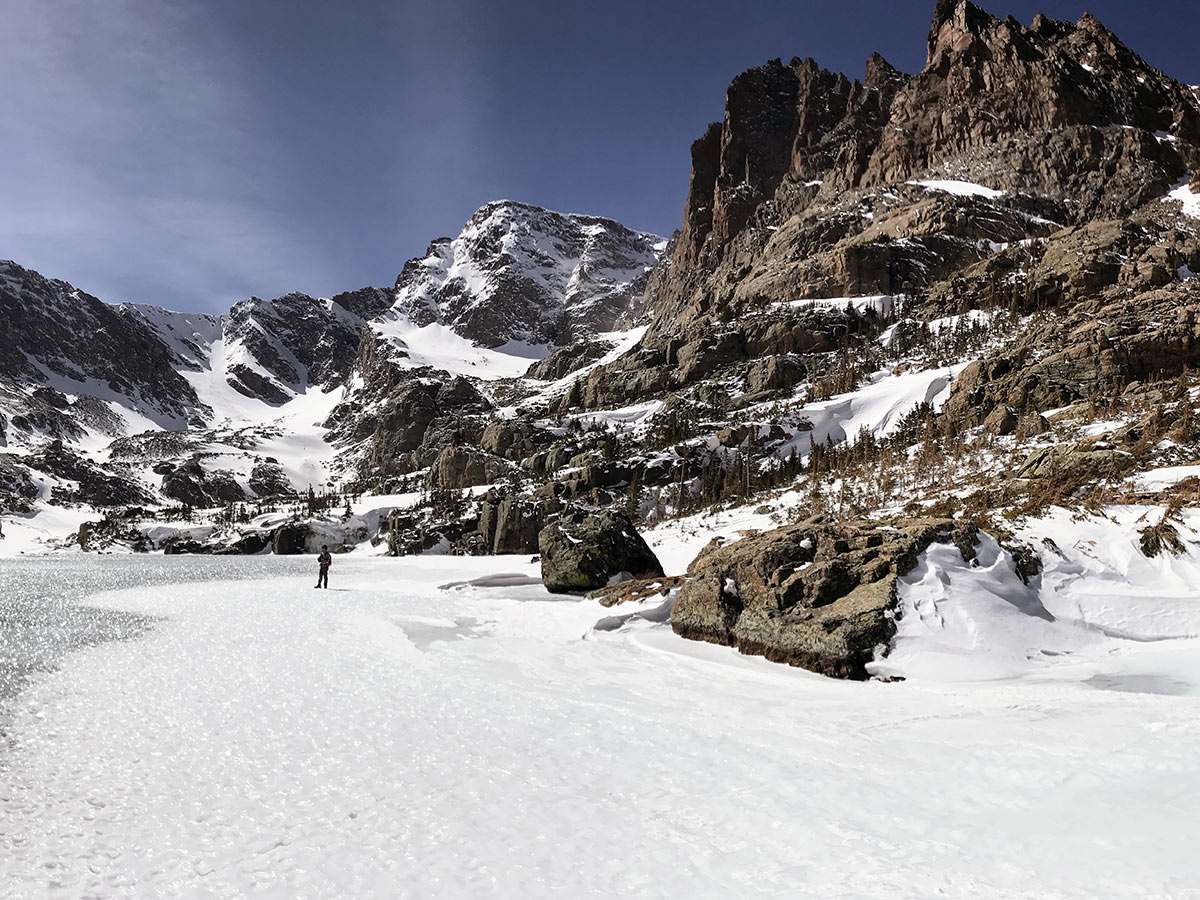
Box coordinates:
[392,200,664,348]
[219,289,391,403]
[865,3,1200,209]
[578,0,1200,413]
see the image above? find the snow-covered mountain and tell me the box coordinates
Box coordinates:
[0,203,664,527]
[392,200,665,349]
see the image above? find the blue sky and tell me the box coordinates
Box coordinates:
[1,0,1196,314]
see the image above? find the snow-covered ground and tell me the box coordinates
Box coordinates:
[875,507,1200,684]
[778,363,966,455]
[2,542,1199,898]
[1165,179,1200,219]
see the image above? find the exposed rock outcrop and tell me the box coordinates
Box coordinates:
[671,518,978,678]
[0,261,201,427]
[272,522,313,555]
[539,508,664,593]
[161,457,247,508]
[428,446,514,490]
[24,441,150,508]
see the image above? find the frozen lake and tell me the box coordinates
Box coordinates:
[0,556,310,703]
[1,553,1198,898]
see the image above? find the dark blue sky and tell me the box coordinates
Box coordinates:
[2,0,1196,314]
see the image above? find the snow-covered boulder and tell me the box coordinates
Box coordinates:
[671,517,978,679]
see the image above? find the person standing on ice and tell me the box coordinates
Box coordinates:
[316,544,332,589]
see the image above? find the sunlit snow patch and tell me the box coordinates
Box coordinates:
[873,509,1200,689]
[1164,179,1200,219]
[780,364,966,457]
[909,179,1004,199]
[372,316,549,380]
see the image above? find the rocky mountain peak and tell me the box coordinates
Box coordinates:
[0,260,200,431]
[926,0,995,66]
[871,2,1200,209]
[661,0,1200,318]
[863,52,904,89]
[390,199,664,349]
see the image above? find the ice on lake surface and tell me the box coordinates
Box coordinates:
[1,552,1198,898]
[1085,672,1195,695]
[0,556,310,702]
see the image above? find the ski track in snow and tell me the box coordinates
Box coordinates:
[2,555,1199,898]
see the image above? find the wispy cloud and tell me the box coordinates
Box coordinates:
[0,0,333,311]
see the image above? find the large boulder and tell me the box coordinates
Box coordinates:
[272,522,312,555]
[671,517,977,679]
[1016,444,1136,480]
[539,509,664,593]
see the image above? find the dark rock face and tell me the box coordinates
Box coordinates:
[672,518,977,679]
[330,286,393,321]
[0,261,200,428]
[161,458,247,508]
[429,446,513,490]
[392,201,663,348]
[161,536,211,555]
[539,508,664,593]
[272,522,312,555]
[223,291,372,402]
[228,530,273,555]
[0,455,39,513]
[226,363,292,406]
[248,459,293,498]
[77,510,156,552]
[24,442,150,508]
[478,487,563,555]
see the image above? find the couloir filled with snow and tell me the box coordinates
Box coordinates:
[2,512,1199,898]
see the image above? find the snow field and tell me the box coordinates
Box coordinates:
[782,363,965,455]
[371,315,548,380]
[877,507,1200,687]
[1,551,1198,898]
